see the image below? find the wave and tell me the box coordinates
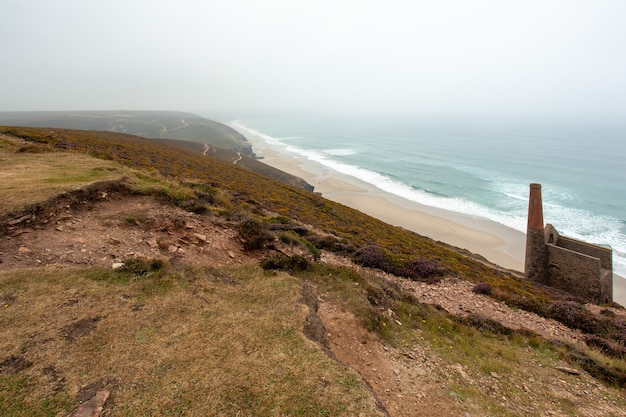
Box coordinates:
[323,148,358,156]
[231,120,626,278]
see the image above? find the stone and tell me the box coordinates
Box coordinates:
[111,263,124,270]
[193,233,208,243]
[168,245,179,253]
[18,247,31,253]
[72,390,109,417]
[7,215,33,225]
[555,366,581,376]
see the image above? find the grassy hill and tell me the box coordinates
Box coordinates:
[1,126,625,416]
[0,111,253,155]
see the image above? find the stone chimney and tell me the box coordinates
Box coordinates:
[524,183,549,283]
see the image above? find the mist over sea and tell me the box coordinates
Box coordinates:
[229,114,626,278]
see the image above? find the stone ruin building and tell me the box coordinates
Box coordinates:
[524,183,613,304]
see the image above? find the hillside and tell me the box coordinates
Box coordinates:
[0,110,253,155]
[1,127,625,416]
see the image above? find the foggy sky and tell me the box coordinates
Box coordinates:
[2,0,626,117]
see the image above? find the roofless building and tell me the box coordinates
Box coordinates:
[524,183,613,304]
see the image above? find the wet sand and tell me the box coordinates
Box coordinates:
[242,130,626,306]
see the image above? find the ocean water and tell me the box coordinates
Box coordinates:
[229,114,626,277]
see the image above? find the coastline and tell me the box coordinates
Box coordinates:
[237,127,626,306]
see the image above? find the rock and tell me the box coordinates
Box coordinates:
[18,247,31,253]
[228,251,235,258]
[193,233,208,243]
[145,238,158,248]
[7,214,33,225]
[168,245,179,253]
[393,369,400,376]
[490,372,500,379]
[555,366,581,375]
[72,390,109,417]
[111,263,124,270]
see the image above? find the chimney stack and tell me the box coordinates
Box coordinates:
[525,183,548,283]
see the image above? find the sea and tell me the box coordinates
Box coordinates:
[227,114,626,278]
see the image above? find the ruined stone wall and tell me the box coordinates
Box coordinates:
[546,244,604,303]
[556,236,613,270]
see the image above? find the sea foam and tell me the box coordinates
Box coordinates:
[231,120,626,278]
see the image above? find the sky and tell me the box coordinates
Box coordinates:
[2,0,626,118]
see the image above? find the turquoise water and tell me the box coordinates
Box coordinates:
[230,114,626,277]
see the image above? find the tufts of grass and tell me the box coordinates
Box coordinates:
[0,264,386,416]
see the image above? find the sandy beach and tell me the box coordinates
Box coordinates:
[240,129,626,306]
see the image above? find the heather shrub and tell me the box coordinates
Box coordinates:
[491,288,547,317]
[565,349,626,387]
[395,258,445,282]
[307,235,357,255]
[546,301,609,336]
[584,334,626,359]
[278,230,300,245]
[237,218,274,250]
[353,245,444,282]
[472,282,493,295]
[353,245,392,271]
[462,314,512,336]
[269,223,310,236]
[302,239,321,261]
[261,254,311,273]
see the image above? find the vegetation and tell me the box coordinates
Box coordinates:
[1,126,626,416]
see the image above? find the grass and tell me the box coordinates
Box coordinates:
[0,265,385,416]
[0,125,555,312]
[0,136,132,214]
[2,125,626,415]
[292,263,626,416]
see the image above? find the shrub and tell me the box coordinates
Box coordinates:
[472,282,493,296]
[565,349,626,387]
[546,301,609,336]
[462,314,512,336]
[120,258,166,276]
[584,334,626,359]
[306,235,357,255]
[353,245,445,282]
[278,230,300,245]
[237,218,274,250]
[260,255,311,273]
[395,258,445,282]
[353,245,391,271]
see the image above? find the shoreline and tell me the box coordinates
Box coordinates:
[236,126,626,306]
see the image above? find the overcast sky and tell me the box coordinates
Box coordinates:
[2,0,626,118]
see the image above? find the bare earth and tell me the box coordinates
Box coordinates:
[1,190,625,416]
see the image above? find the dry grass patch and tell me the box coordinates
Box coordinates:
[0,142,131,214]
[0,264,385,416]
